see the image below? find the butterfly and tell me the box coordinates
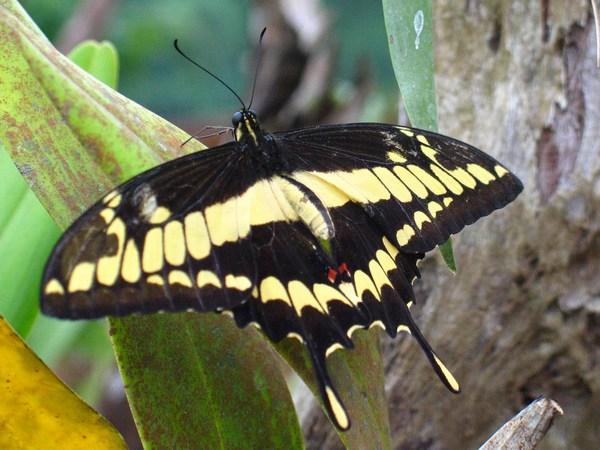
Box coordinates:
[40,38,523,431]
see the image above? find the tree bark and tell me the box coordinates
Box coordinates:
[304,1,600,448]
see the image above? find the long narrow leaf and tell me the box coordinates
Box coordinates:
[383,0,456,270]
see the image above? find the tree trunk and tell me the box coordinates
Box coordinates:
[304,1,600,448]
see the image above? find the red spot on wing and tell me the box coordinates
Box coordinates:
[326,263,352,283]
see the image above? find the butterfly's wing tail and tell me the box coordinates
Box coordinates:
[401,307,461,393]
[307,339,351,430]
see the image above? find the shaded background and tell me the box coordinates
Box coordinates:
[4,1,598,449]
[23,0,399,126]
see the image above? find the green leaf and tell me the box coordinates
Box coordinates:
[25,38,121,369]
[112,314,303,449]
[382,0,437,129]
[0,1,302,448]
[0,147,59,336]
[68,40,119,89]
[383,0,456,270]
[439,239,457,272]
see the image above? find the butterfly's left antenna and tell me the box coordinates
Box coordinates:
[247,27,267,110]
[173,39,246,109]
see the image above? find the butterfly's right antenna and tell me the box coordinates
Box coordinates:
[247,27,267,110]
[173,39,246,109]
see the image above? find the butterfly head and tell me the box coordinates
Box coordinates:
[232,109,263,147]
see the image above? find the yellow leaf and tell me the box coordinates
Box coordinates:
[0,316,126,449]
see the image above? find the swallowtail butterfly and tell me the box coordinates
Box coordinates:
[41,37,523,431]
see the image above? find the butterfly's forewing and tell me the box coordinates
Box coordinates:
[277,123,523,254]
[41,143,261,319]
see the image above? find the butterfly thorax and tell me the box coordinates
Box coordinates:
[232,109,286,174]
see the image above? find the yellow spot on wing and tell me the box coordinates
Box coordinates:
[102,191,119,205]
[287,332,304,343]
[397,127,414,137]
[97,218,126,286]
[407,165,448,195]
[421,145,476,190]
[467,164,496,184]
[99,208,115,223]
[346,324,363,337]
[260,276,291,306]
[420,144,439,162]
[387,151,407,163]
[369,320,386,330]
[413,211,431,229]
[494,165,509,177]
[433,354,461,392]
[288,280,324,314]
[235,189,251,243]
[168,270,193,287]
[142,227,164,273]
[447,167,477,189]
[68,262,95,293]
[291,172,350,207]
[372,167,412,202]
[416,134,430,145]
[147,274,164,285]
[396,224,415,245]
[121,239,141,283]
[354,270,380,300]
[382,236,400,260]
[205,198,239,246]
[376,250,396,273]
[225,274,252,291]
[149,206,171,224]
[250,179,297,225]
[45,279,65,295]
[397,324,411,333]
[369,260,392,294]
[430,164,464,195]
[338,282,361,307]
[326,343,345,358]
[184,212,211,260]
[313,283,353,307]
[443,197,454,206]
[107,194,121,208]
[197,270,221,288]
[315,168,390,203]
[164,220,186,266]
[393,166,428,199]
[427,201,443,218]
[325,386,349,430]
[349,169,390,202]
